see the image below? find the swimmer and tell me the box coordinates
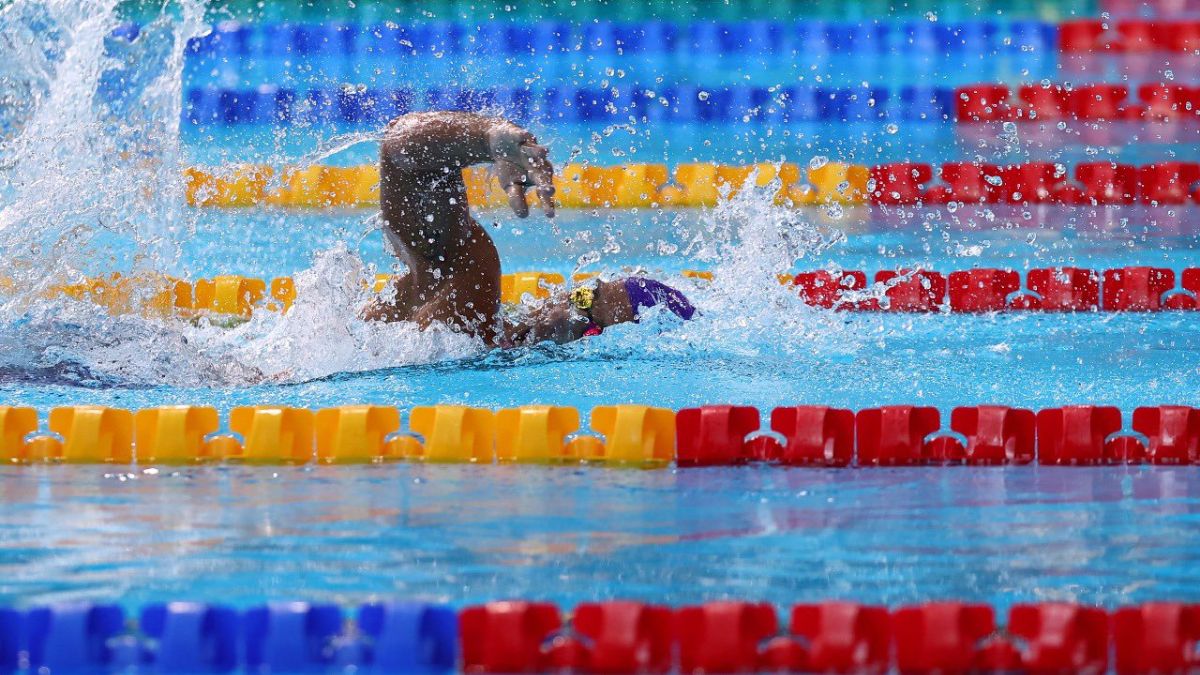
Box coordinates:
[362,111,695,347]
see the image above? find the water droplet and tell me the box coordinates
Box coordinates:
[885,123,898,134]
[697,90,710,101]
[809,155,828,170]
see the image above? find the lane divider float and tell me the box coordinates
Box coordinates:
[1,599,1194,673]
[18,265,1200,319]
[183,161,1200,209]
[1,403,1198,466]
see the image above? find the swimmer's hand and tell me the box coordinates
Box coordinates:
[487,123,555,219]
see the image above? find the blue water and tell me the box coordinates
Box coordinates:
[2,0,1200,619]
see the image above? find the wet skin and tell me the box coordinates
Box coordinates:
[363,111,633,347]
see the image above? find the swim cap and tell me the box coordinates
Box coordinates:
[624,277,696,321]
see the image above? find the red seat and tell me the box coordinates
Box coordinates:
[949,405,1036,464]
[676,405,760,466]
[792,270,869,310]
[1018,85,1071,121]
[1139,163,1200,205]
[1059,20,1107,52]
[1025,268,1100,311]
[1113,603,1200,675]
[1102,267,1175,311]
[869,163,932,205]
[876,270,946,312]
[856,406,941,466]
[790,603,889,673]
[769,406,855,466]
[1035,406,1123,465]
[569,602,673,674]
[954,85,1011,122]
[1007,604,1109,674]
[1130,406,1200,465]
[947,269,1021,312]
[675,602,777,674]
[460,602,563,673]
[1076,163,1139,205]
[891,603,995,674]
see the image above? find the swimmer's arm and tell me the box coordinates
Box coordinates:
[382,112,555,217]
[503,304,588,346]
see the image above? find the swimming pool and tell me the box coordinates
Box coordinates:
[2,0,1200,670]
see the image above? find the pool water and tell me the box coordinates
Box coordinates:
[1,0,1199,617]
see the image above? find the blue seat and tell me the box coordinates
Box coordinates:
[140,603,239,673]
[25,604,125,672]
[358,603,457,673]
[243,603,343,673]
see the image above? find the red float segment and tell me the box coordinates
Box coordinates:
[1169,21,1200,52]
[790,603,890,673]
[769,406,855,466]
[1138,85,1199,120]
[1130,406,1200,465]
[876,270,947,312]
[1139,163,1200,205]
[955,85,1012,122]
[1102,267,1175,311]
[948,269,1021,312]
[675,406,760,466]
[1007,603,1110,674]
[1035,406,1123,465]
[1071,84,1143,122]
[569,602,673,674]
[675,602,778,674]
[460,602,563,673]
[926,162,1000,204]
[1026,267,1101,312]
[891,603,996,674]
[792,270,869,310]
[1018,84,1071,121]
[856,406,941,466]
[1113,603,1200,675]
[1076,163,1139,205]
[1059,19,1108,52]
[870,163,932,205]
[949,406,1036,465]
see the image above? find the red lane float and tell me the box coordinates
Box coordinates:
[868,160,1200,206]
[956,83,1200,124]
[788,266,1200,313]
[1059,19,1200,53]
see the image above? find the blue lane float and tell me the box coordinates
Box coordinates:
[183,84,956,126]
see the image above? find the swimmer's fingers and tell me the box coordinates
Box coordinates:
[520,143,556,218]
[496,160,531,218]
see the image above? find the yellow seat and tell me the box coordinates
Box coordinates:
[407,405,494,463]
[314,406,402,464]
[269,278,296,313]
[682,270,714,281]
[193,276,268,317]
[807,163,870,205]
[495,406,580,463]
[134,406,220,464]
[501,272,565,305]
[225,406,315,464]
[658,164,720,207]
[41,406,134,464]
[586,405,675,466]
[0,407,38,463]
